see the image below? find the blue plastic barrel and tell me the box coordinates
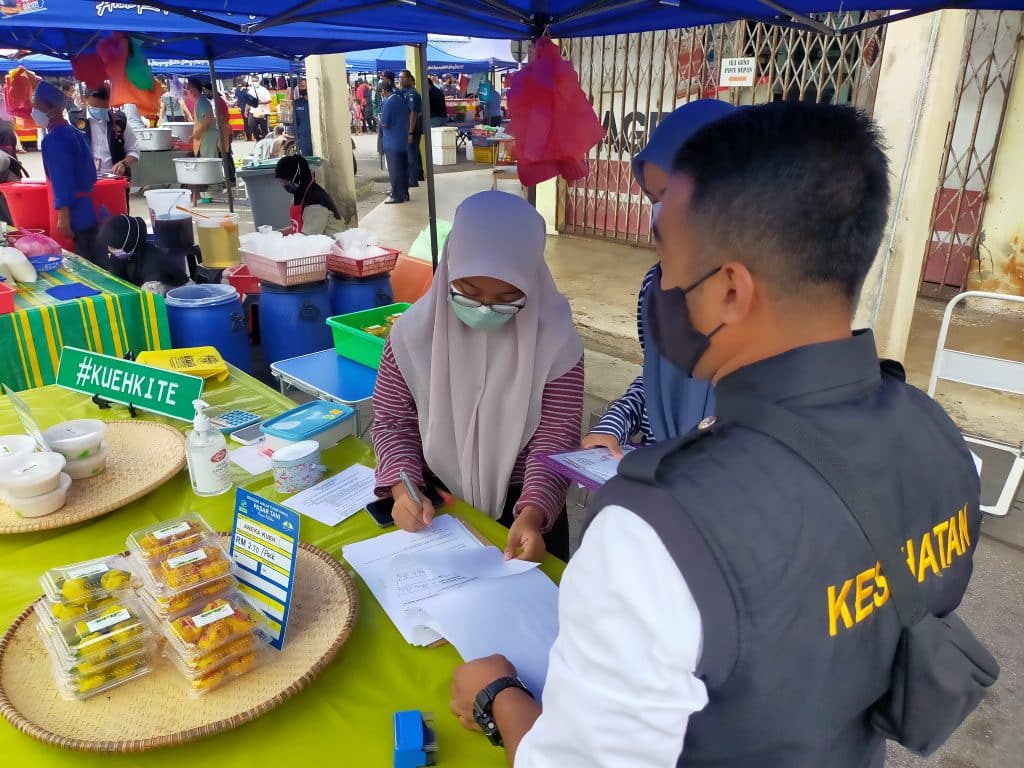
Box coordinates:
[164,284,252,372]
[328,273,395,317]
[259,280,333,365]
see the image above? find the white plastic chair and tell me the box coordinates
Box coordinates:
[927,291,1024,517]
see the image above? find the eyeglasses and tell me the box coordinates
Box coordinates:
[449,287,526,315]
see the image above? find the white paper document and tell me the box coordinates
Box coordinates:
[283,463,378,526]
[541,446,636,488]
[342,516,559,696]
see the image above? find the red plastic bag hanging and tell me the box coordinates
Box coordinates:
[97,33,161,114]
[507,37,604,187]
[71,53,108,91]
[4,67,38,121]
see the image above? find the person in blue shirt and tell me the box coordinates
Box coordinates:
[379,80,410,205]
[32,81,99,266]
[399,69,423,188]
[583,100,736,455]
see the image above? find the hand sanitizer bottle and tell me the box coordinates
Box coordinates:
[185,399,232,496]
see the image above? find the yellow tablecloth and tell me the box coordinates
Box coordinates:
[0,370,564,766]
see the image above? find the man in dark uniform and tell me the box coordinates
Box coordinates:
[84,86,138,180]
[449,101,988,766]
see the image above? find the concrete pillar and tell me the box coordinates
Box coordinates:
[854,11,969,361]
[306,53,358,226]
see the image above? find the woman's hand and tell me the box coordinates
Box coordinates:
[392,482,435,532]
[581,431,624,459]
[505,506,546,562]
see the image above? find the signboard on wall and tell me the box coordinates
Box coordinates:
[721,57,756,87]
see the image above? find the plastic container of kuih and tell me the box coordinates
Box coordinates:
[127,513,218,562]
[159,594,265,661]
[48,597,150,661]
[0,451,66,498]
[138,538,234,598]
[0,434,36,471]
[327,302,411,369]
[42,419,106,461]
[3,471,71,517]
[39,623,154,701]
[166,636,266,695]
[39,616,153,674]
[64,441,109,480]
[261,400,355,451]
[36,594,121,626]
[41,554,136,608]
[140,575,238,620]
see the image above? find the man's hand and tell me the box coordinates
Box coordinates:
[581,431,625,459]
[450,654,518,731]
[111,160,128,177]
[391,481,435,532]
[505,506,546,562]
[56,208,72,239]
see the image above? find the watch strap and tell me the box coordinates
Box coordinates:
[473,676,533,747]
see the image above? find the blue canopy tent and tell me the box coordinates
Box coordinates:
[345,43,515,74]
[0,1,425,60]
[0,54,298,77]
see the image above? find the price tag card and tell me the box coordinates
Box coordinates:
[230,489,299,650]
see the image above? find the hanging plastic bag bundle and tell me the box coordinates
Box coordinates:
[4,66,38,121]
[507,37,605,187]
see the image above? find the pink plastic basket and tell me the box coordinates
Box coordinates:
[242,250,328,287]
[327,245,400,278]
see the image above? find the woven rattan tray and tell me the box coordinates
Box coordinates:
[0,420,186,534]
[0,540,358,751]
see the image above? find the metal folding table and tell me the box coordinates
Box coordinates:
[270,348,377,435]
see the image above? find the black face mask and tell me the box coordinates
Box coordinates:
[648,264,724,375]
[283,182,300,195]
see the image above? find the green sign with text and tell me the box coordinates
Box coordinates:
[56,347,203,422]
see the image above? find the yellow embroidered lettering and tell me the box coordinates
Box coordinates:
[827,580,854,637]
[958,505,971,549]
[854,567,876,623]
[932,520,950,568]
[917,533,941,583]
[903,538,916,578]
[873,562,890,608]
[947,517,963,561]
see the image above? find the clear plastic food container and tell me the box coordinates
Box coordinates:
[35,594,121,626]
[165,636,266,696]
[139,575,238,620]
[54,651,153,700]
[127,513,217,562]
[40,554,136,607]
[48,597,150,661]
[138,538,234,598]
[157,593,265,661]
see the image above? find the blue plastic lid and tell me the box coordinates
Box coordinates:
[262,400,355,442]
[165,284,240,308]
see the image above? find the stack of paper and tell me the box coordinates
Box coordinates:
[342,515,559,696]
[539,446,635,489]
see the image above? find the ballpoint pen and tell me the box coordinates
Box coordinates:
[399,469,424,507]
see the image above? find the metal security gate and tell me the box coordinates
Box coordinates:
[919,11,1024,299]
[559,14,888,244]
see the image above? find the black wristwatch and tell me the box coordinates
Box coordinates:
[473,676,533,747]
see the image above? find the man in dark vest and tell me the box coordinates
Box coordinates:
[84,86,139,179]
[449,101,985,766]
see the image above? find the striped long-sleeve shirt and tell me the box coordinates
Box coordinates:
[371,340,585,531]
[590,265,657,445]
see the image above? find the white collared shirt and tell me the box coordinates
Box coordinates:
[514,505,707,767]
[89,114,140,173]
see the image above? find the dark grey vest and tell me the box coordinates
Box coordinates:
[586,340,981,768]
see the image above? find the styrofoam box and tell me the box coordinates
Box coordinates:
[431,128,458,149]
[434,145,457,167]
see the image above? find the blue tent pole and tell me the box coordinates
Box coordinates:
[205,39,234,213]
[418,42,439,271]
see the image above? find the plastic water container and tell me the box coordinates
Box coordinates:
[328,273,395,317]
[258,280,333,365]
[145,189,190,228]
[164,284,251,373]
[197,213,241,269]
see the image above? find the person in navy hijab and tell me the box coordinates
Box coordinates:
[583,100,736,453]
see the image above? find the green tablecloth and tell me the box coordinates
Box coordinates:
[0,371,564,766]
[0,256,171,392]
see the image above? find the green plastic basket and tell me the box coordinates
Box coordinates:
[327,303,412,369]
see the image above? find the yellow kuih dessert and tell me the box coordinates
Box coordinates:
[167,596,260,656]
[128,514,214,561]
[154,544,231,591]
